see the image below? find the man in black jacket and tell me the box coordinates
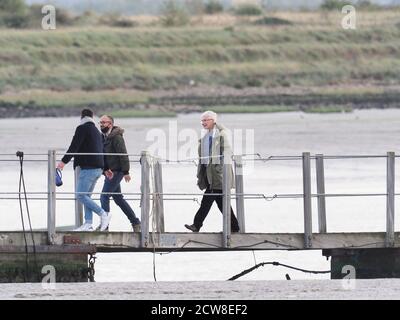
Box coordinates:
[57,108,111,232]
[99,115,141,232]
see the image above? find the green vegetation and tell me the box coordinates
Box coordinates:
[159,0,190,27]
[204,0,224,14]
[302,106,353,113]
[253,16,292,26]
[0,8,400,117]
[234,4,264,16]
[205,105,299,113]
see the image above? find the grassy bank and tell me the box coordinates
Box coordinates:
[0,10,400,117]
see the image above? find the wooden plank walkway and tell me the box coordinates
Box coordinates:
[0,231,396,252]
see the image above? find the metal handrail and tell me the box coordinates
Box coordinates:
[2,151,397,249]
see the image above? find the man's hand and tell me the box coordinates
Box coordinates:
[57,162,65,170]
[124,174,131,183]
[105,169,114,180]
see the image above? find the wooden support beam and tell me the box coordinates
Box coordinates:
[74,166,83,228]
[140,151,150,248]
[47,150,56,245]
[222,162,232,248]
[386,151,395,247]
[302,152,312,248]
[153,159,165,233]
[316,154,327,233]
[234,155,245,233]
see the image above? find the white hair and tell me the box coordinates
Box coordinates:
[201,110,217,122]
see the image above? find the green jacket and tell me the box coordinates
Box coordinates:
[103,126,130,174]
[196,123,235,190]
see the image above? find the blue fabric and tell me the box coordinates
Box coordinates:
[76,168,104,223]
[55,168,63,187]
[100,171,140,225]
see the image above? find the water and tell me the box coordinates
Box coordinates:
[1,109,399,282]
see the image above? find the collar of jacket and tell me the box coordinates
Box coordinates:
[199,123,224,142]
[107,126,124,139]
[80,116,95,126]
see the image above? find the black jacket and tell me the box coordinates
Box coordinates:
[103,126,130,174]
[62,121,104,169]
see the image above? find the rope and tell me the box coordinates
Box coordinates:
[149,157,158,282]
[228,261,331,281]
[16,151,38,281]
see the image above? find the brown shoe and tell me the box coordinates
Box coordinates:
[132,223,141,232]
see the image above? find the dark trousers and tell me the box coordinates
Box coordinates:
[100,171,140,225]
[194,187,240,232]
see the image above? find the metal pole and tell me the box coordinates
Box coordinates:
[222,162,232,248]
[316,154,327,233]
[234,155,245,233]
[386,152,395,247]
[47,150,56,245]
[140,151,150,247]
[154,160,165,233]
[302,152,312,248]
[74,166,83,228]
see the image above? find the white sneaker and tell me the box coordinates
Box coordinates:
[73,223,93,232]
[100,212,111,231]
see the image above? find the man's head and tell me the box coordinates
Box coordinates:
[200,110,217,130]
[99,115,114,133]
[81,108,94,119]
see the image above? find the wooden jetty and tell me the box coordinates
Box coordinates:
[1,151,399,282]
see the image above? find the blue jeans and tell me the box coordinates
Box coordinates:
[76,168,104,223]
[100,171,140,225]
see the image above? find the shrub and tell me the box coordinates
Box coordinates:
[0,0,27,15]
[234,4,263,16]
[99,13,138,28]
[205,0,224,14]
[320,0,353,10]
[254,16,292,26]
[159,0,189,27]
[3,14,28,28]
[0,0,28,28]
[185,0,204,15]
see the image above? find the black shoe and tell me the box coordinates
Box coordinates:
[184,224,199,232]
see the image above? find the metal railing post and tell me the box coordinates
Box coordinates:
[222,161,232,248]
[140,151,150,247]
[316,154,327,233]
[47,149,56,245]
[234,155,245,233]
[153,159,165,233]
[302,152,313,248]
[74,166,83,228]
[386,151,395,247]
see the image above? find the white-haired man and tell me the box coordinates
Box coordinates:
[184,111,240,233]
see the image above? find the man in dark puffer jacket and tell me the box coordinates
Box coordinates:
[58,108,111,232]
[99,115,141,232]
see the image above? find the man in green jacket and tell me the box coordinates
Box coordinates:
[99,115,141,232]
[185,111,240,233]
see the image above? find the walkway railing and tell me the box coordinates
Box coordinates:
[0,151,397,249]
